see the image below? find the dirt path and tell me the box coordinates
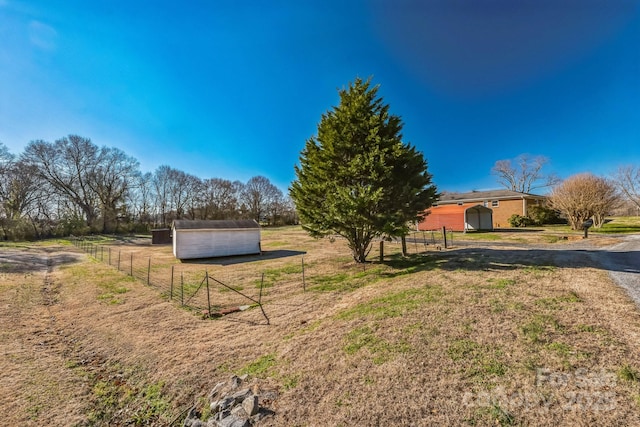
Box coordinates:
[0,247,88,425]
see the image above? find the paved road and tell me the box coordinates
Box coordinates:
[591,234,640,307]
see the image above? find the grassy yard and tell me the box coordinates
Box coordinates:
[1,223,640,425]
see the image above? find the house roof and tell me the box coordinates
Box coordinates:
[172,219,260,230]
[437,189,546,204]
[427,204,493,215]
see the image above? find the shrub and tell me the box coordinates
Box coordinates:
[528,205,565,225]
[508,214,535,227]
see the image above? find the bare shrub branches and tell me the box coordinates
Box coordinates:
[549,173,621,230]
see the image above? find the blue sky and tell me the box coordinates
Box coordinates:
[1,0,639,193]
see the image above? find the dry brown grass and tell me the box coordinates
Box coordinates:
[1,227,640,426]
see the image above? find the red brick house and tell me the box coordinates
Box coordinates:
[418,190,547,230]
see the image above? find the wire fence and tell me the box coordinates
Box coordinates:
[70,237,271,324]
[69,228,453,324]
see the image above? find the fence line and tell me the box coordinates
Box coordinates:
[69,230,453,324]
[69,237,270,324]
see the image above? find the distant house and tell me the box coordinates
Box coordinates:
[418,190,547,230]
[172,220,261,260]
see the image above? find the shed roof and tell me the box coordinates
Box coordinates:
[438,189,545,203]
[172,219,260,230]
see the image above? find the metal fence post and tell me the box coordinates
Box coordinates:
[205,271,211,318]
[170,265,174,300]
[442,226,448,249]
[301,256,306,291]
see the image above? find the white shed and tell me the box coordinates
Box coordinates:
[172,220,261,260]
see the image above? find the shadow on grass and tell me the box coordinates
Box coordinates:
[381,246,639,275]
[0,251,83,274]
[183,249,307,266]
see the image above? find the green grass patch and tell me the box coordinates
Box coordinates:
[485,403,517,426]
[593,217,640,234]
[97,288,129,305]
[309,272,353,292]
[535,291,581,310]
[336,285,442,320]
[130,382,171,425]
[308,263,390,292]
[61,263,137,304]
[617,365,640,383]
[280,373,300,391]
[486,278,516,289]
[520,314,564,343]
[454,232,503,241]
[343,326,411,365]
[87,376,170,425]
[237,353,277,377]
[523,265,556,277]
[255,263,304,288]
[576,324,607,334]
[447,339,507,378]
[546,341,573,358]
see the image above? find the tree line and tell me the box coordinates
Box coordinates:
[0,136,296,240]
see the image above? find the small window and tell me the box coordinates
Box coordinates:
[483,200,488,207]
[491,200,499,207]
[457,202,463,206]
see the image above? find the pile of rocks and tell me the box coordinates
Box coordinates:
[183,375,276,427]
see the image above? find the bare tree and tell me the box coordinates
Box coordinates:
[1,160,43,220]
[201,178,238,219]
[549,173,620,230]
[167,168,191,220]
[88,147,140,233]
[128,172,154,228]
[184,174,203,220]
[240,176,280,222]
[266,187,285,225]
[21,136,101,229]
[153,165,173,226]
[0,143,16,220]
[613,165,640,211]
[0,143,60,238]
[492,154,560,193]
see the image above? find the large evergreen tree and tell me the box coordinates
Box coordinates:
[290,77,437,263]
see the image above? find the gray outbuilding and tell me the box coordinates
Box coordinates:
[172,219,261,260]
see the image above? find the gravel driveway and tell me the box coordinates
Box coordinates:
[590,234,640,307]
